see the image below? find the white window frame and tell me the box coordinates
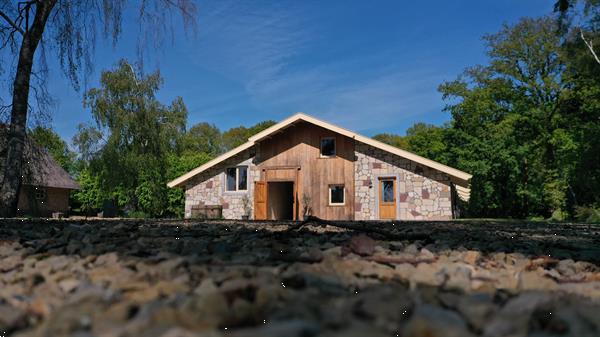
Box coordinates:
[320,137,336,158]
[328,185,345,206]
[225,166,248,192]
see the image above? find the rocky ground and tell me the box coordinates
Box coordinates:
[0,218,599,337]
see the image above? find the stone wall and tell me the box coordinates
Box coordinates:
[184,142,453,220]
[354,142,453,220]
[184,148,259,219]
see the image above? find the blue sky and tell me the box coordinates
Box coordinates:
[42,0,552,142]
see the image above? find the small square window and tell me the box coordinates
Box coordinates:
[320,137,336,157]
[329,185,345,205]
[34,187,47,201]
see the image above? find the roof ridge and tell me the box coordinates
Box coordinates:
[168,113,472,188]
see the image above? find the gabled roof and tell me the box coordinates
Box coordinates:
[1,125,80,190]
[168,113,472,193]
[24,147,81,190]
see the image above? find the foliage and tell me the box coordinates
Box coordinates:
[181,122,224,156]
[71,169,103,215]
[378,16,599,220]
[405,123,450,164]
[166,152,213,217]
[374,123,450,164]
[29,127,76,174]
[0,0,197,217]
[68,59,277,218]
[13,6,600,222]
[222,120,276,150]
[372,133,409,150]
[76,60,187,217]
[437,17,573,218]
[574,205,600,223]
[0,0,198,112]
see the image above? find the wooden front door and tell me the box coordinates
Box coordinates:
[379,178,396,219]
[254,181,267,220]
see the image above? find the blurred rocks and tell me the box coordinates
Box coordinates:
[0,218,598,336]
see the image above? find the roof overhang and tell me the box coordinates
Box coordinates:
[167,141,255,188]
[167,113,473,190]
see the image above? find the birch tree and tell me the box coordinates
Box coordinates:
[0,0,197,217]
[555,0,600,65]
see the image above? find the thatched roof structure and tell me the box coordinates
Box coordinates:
[0,125,80,190]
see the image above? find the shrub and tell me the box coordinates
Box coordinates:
[574,206,600,223]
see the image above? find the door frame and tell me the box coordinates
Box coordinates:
[374,173,402,220]
[261,166,300,220]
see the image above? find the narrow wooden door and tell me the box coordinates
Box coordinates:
[379,178,396,219]
[254,181,267,220]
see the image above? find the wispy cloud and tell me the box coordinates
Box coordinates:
[183,0,450,134]
[192,1,313,86]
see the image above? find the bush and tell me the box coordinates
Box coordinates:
[574,206,600,223]
[550,209,568,222]
[127,210,149,219]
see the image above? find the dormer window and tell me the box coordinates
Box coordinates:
[320,137,336,157]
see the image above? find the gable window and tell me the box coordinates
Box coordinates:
[329,185,345,205]
[320,137,336,157]
[226,166,248,192]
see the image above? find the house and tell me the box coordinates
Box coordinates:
[1,126,80,217]
[168,113,471,221]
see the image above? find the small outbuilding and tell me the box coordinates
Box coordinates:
[169,113,471,221]
[1,126,80,217]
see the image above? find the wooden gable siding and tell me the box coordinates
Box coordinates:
[256,121,355,220]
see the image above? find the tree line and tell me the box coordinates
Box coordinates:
[373,11,599,221]
[31,60,274,218]
[3,1,599,221]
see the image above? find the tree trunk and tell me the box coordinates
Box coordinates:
[0,1,56,217]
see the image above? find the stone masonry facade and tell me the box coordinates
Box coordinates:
[184,148,259,219]
[184,142,453,220]
[354,142,453,220]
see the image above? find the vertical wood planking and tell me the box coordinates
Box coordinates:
[257,122,355,220]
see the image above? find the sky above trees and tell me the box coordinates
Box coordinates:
[13,0,552,141]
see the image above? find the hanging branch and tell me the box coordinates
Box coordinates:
[0,9,24,35]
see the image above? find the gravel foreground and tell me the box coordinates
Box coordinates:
[1,219,599,337]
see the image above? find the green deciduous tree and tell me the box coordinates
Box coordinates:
[77,60,187,217]
[166,151,213,217]
[372,133,409,150]
[373,123,450,164]
[555,0,600,65]
[223,120,276,150]
[29,126,76,174]
[72,168,102,215]
[181,122,224,156]
[439,16,600,218]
